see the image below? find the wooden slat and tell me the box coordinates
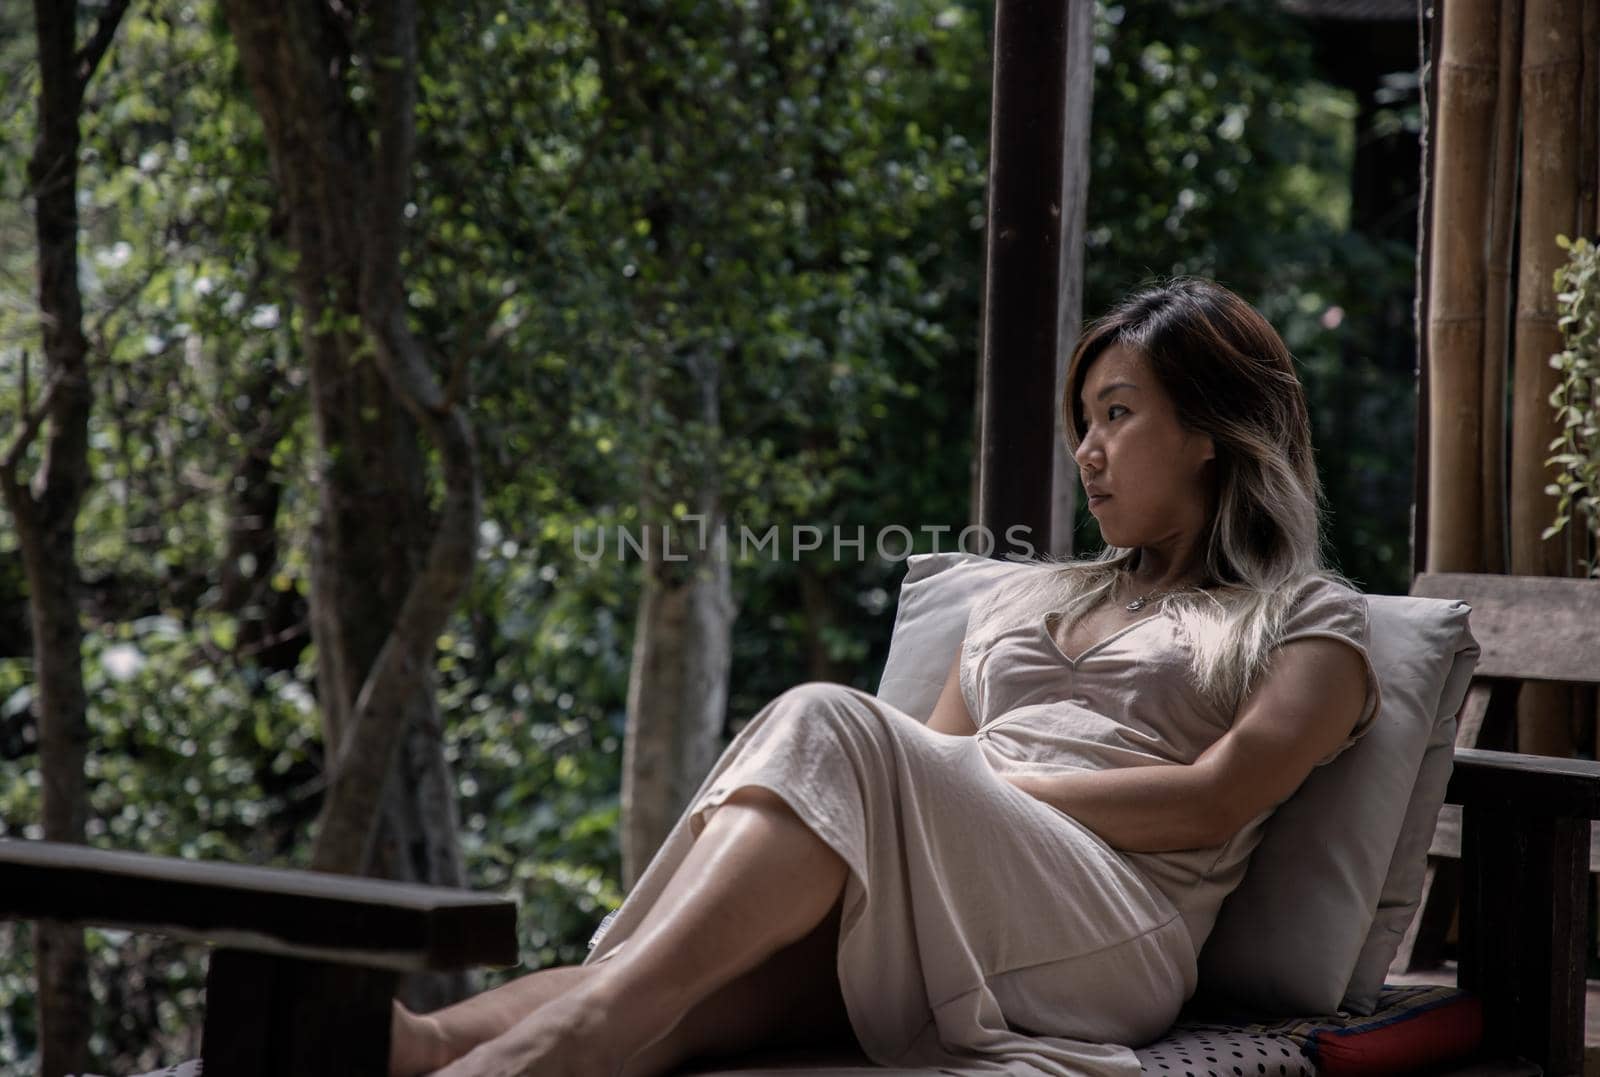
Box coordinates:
[1455,683,1494,748]
[203,949,396,1076]
[1412,573,1600,683]
[1459,804,1588,1075]
[1445,748,1600,819]
[1391,857,1460,974]
[1409,672,1522,971]
[0,839,518,972]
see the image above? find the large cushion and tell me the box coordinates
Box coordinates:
[1343,599,1477,1012]
[874,551,1478,1018]
[876,551,1025,719]
[1199,593,1476,1016]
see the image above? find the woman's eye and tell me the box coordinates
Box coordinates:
[1107,404,1129,420]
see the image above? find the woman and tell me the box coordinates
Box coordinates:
[388,277,1382,1077]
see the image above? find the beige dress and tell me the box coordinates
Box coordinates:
[583,566,1382,1076]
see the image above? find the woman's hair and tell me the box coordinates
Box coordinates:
[1036,275,1342,706]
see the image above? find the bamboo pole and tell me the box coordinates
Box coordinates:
[1426,0,1501,573]
[1413,0,1442,578]
[1512,0,1585,755]
[1582,0,1598,242]
[1479,0,1524,575]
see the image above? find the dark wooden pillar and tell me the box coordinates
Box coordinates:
[978,0,1081,561]
[1458,804,1589,1075]
[204,949,399,1076]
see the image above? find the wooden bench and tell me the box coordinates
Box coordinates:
[1407,572,1600,1075]
[0,839,518,1075]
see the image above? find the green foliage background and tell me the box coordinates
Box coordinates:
[0,0,1418,1071]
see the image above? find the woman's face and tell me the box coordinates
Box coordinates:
[1072,344,1216,552]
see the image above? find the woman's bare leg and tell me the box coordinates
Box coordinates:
[390,896,855,1077]
[620,892,856,1077]
[388,966,588,1076]
[427,785,850,1076]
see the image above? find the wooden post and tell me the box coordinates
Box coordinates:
[1459,804,1589,1075]
[1048,0,1094,561]
[978,0,1081,561]
[203,949,399,1077]
[1425,0,1501,574]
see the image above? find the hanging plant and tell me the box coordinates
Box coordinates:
[1544,233,1600,575]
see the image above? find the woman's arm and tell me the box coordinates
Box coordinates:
[925,644,978,736]
[1003,636,1368,852]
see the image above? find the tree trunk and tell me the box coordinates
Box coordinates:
[222,0,478,1009]
[578,0,739,889]
[1425,0,1501,574]
[3,3,128,1073]
[1511,0,1586,755]
[622,545,734,887]
[621,350,735,888]
[797,565,839,684]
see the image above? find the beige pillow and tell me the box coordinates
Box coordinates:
[875,552,1478,1017]
[1196,593,1476,1016]
[876,551,1028,720]
[1325,595,1476,1012]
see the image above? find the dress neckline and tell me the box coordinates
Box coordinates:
[1040,609,1165,665]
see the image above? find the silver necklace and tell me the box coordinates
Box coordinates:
[1124,582,1186,612]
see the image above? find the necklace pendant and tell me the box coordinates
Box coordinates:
[1126,597,1147,612]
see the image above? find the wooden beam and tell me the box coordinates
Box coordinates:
[978,0,1079,560]
[0,839,519,972]
[1446,747,1600,819]
[1411,573,1600,683]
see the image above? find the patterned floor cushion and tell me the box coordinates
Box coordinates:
[1138,985,1482,1076]
[1136,1022,1316,1076]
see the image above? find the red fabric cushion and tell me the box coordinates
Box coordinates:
[1305,989,1483,1075]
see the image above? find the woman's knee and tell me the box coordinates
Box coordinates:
[775,681,898,741]
[777,679,861,711]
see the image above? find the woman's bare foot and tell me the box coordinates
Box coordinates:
[429,988,634,1077]
[389,999,450,1077]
